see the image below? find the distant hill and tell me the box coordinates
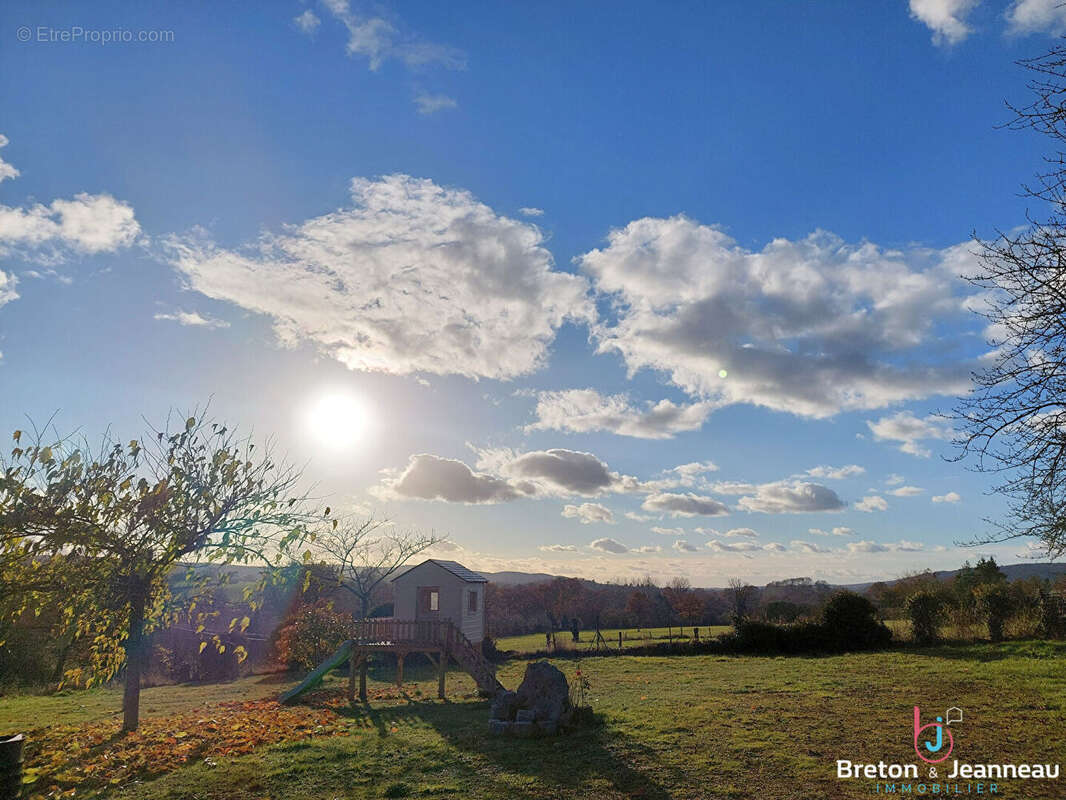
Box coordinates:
[840,562,1066,593]
[479,570,561,585]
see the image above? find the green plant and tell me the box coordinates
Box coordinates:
[905,590,945,645]
[975,583,1013,642]
[274,602,352,671]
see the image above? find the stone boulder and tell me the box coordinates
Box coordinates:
[515,661,572,726]
[487,660,572,737]
[489,690,518,721]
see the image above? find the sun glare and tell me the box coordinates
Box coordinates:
[305,391,373,450]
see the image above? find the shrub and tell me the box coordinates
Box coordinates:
[905,590,945,645]
[975,583,1013,642]
[274,602,353,671]
[821,591,892,650]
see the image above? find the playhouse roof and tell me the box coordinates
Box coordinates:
[392,559,489,584]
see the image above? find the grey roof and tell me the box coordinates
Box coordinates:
[391,559,489,583]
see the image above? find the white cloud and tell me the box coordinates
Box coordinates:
[908,0,979,45]
[855,495,889,513]
[724,527,758,538]
[580,219,976,418]
[166,175,592,380]
[889,485,925,497]
[484,447,635,496]
[539,544,577,553]
[762,542,787,552]
[809,526,855,537]
[847,539,891,553]
[527,388,713,439]
[642,492,730,517]
[634,545,661,553]
[414,92,458,115]
[0,270,17,310]
[806,464,865,480]
[519,207,544,217]
[885,474,906,486]
[153,310,230,329]
[379,454,524,504]
[589,537,628,554]
[293,9,321,35]
[314,0,465,71]
[932,491,962,504]
[562,502,615,524]
[1005,0,1066,35]
[0,192,140,260]
[867,411,954,457]
[651,526,685,536]
[624,511,653,522]
[379,446,641,504]
[0,135,19,183]
[790,540,831,554]
[707,539,761,552]
[673,539,699,553]
[736,481,846,514]
[895,540,925,552]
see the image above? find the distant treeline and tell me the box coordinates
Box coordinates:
[2,558,1063,688]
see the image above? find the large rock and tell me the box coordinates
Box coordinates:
[515,661,571,726]
[489,690,518,721]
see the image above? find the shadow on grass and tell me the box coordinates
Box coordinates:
[890,639,1066,662]
[306,694,678,800]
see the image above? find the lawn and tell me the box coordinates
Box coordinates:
[3,642,1065,799]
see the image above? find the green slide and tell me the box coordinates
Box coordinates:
[279,639,355,704]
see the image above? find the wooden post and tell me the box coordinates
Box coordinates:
[396,651,405,687]
[348,652,357,704]
[437,648,446,699]
[618,631,622,651]
[359,656,367,702]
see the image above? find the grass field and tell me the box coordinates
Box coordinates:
[4,640,1065,799]
[495,625,732,654]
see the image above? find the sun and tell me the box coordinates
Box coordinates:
[304,391,373,450]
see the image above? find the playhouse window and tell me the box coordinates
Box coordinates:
[468,590,478,613]
[422,588,438,612]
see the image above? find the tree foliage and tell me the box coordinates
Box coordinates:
[0,411,321,730]
[953,45,1066,557]
[310,516,442,617]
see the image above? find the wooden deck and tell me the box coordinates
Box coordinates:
[345,618,503,701]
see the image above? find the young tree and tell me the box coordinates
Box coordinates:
[0,413,318,731]
[953,45,1066,558]
[312,517,442,617]
[727,577,757,624]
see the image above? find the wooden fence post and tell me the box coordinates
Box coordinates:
[438,647,447,699]
[396,651,405,687]
[359,656,367,702]
[618,631,622,651]
[348,652,357,704]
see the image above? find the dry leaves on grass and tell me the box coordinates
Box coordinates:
[23,697,348,798]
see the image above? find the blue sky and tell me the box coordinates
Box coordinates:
[0,0,1062,585]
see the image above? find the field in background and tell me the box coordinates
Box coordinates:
[3,641,1064,799]
[495,625,732,654]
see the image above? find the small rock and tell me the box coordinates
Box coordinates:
[515,708,535,723]
[490,690,518,721]
[487,719,511,735]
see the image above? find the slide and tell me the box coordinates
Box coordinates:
[279,639,355,705]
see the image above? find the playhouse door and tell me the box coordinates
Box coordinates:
[416,586,440,620]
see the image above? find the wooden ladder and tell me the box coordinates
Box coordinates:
[449,627,503,694]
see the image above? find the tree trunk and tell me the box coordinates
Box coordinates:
[359,596,371,619]
[122,593,147,733]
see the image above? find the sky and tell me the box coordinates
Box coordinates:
[0,0,1063,587]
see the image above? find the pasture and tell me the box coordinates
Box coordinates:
[4,641,1065,799]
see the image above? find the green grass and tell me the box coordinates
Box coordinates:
[4,642,1066,799]
[496,625,732,654]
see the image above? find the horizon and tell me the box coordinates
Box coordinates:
[3,1,1065,587]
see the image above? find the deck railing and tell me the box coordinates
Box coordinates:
[350,618,454,646]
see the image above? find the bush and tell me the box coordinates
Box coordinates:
[905,590,945,645]
[975,583,1013,642]
[274,602,353,671]
[821,591,891,649]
